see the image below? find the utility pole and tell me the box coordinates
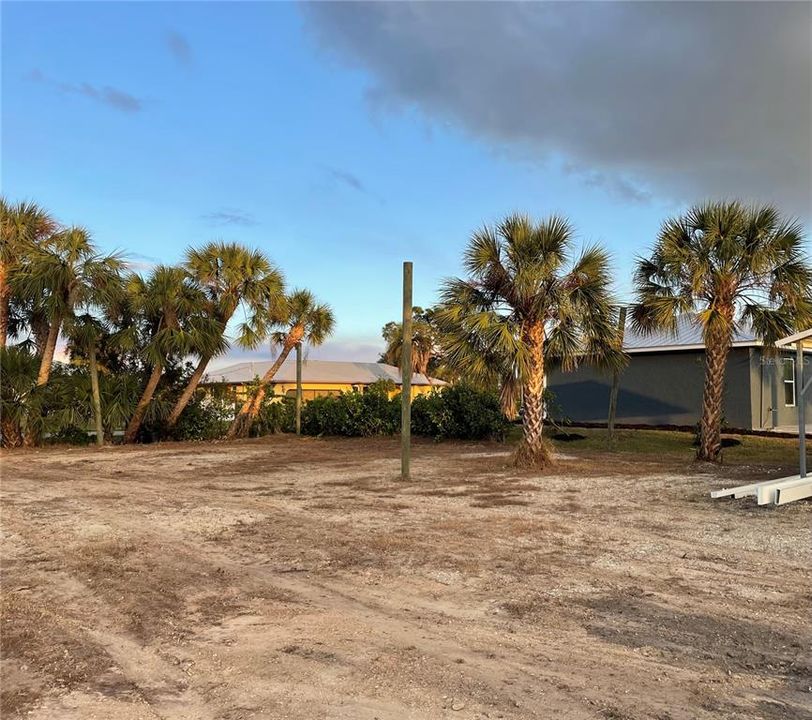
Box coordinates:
[797,339,806,477]
[295,342,302,435]
[607,305,627,444]
[401,261,413,479]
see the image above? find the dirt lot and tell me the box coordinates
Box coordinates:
[1,435,810,719]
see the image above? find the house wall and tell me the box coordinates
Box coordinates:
[750,348,812,429]
[216,382,436,403]
[272,382,437,400]
[547,348,753,429]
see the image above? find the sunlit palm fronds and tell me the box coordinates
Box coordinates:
[166,242,286,428]
[228,287,335,439]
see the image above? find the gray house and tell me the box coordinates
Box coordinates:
[547,317,809,432]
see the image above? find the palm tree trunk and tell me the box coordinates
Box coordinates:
[89,345,104,447]
[32,314,50,357]
[514,322,552,468]
[697,328,731,462]
[0,260,9,349]
[227,341,296,440]
[36,315,61,386]
[607,306,627,444]
[165,355,210,429]
[419,358,433,387]
[124,364,163,443]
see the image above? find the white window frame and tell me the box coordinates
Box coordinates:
[783,358,796,408]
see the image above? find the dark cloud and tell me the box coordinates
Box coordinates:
[202,208,259,227]
[29,68,142,113]
[303,2,811,216]
[563,163,653,205]
[166,31,193,66]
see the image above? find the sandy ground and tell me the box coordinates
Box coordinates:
[1,436,810,720]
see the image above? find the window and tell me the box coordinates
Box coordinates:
[783,358,796,407]
[285,388,343,401]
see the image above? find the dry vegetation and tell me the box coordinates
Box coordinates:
[1,433,810,719]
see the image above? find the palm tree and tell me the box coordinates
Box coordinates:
[0,199,58,348]
[7,295,52,356]
[632,201,812,462]
[64,313,111,446]
[227,288,335,439]
[438,214,620,468]
[17,227,124,386]
[122,266,215,443]
[380,308,437,380]
[165,242,285,428]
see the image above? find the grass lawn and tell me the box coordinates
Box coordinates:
[521,425,805,467]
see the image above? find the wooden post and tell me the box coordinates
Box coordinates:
[607,306,627,444]
[797,340,806,478]
[401,261,413,479]
[295,342,302,435]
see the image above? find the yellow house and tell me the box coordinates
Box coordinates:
[202,358,444,402]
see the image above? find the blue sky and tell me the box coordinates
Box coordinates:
[3,2,808,365]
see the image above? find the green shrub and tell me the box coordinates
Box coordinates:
[298,382,507,441]
[1,348,109,446]
[47,425,93,446]
[301,384,400,437]
[170,386,234,441]
[1,347,41,447]
[412,384,508,441]
[252,394,295,436]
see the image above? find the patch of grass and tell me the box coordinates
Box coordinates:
[550,432,587,442]
[529,426,804,466]
[498,596,548,618]
[65,538,241,643]
[1,592,118,715]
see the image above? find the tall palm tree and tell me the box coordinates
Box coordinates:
[227,288,334,439]
[438,214,620,468]
[17,227,124,386]
[0,198,58,348]
[633,201,812,462]
[165,242,285,428]
[122,266,216,443]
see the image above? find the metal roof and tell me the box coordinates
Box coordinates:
[203,357,444,386]
[623,314,758,353]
